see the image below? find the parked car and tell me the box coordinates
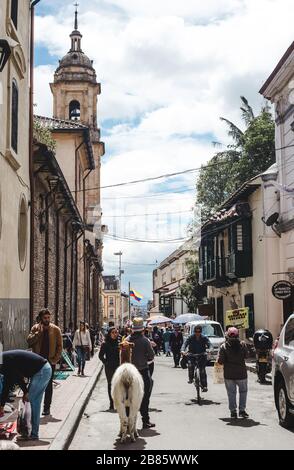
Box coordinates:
[183,320,225,362]
[272,313,294,428]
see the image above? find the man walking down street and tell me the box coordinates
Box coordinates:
[169,325,183,367]
[163,327,172,356]
[27,308,62,416]
[217,327,249,419]
[128,317,155,429]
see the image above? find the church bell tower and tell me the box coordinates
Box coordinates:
[50,4,101,135]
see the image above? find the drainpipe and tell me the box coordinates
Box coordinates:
[63,218,71,330]
[29,0,41,326]
[83,169,92,322]
[75,140,85,205]
[66,228,83,326]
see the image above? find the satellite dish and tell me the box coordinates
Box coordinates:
[265,212,279,226]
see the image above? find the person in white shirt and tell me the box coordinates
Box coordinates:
[73,321,92,376]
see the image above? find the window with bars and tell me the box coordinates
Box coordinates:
[11,79,18,154]
[11,0,18,29]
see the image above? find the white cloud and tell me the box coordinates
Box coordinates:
[34,0,294,300]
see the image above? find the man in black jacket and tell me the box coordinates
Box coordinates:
[128,318,155,429]
[182,325,211,391]
[169,325,183,367]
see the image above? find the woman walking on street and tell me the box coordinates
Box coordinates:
[217,327,249,419]
[98,327,120,410]
[73,321,92,376]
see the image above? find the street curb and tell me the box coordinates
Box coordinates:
[49,360,104,451]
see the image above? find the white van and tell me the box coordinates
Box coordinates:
[183,320,225,362]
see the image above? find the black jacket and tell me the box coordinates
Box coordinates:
[0,350,47,406]
[218,339,248,380]
[128,333,155,371]
[98,339,120,369]
[183,334,211,354]
[169,331,183,351]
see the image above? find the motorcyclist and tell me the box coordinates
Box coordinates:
[182,325,211,392]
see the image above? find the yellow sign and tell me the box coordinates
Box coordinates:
[225,307,249,329]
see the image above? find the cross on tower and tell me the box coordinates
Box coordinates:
[74,2,79,30]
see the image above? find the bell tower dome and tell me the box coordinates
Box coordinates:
[50,4,101,130]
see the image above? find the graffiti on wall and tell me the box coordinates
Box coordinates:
[0,299,30,351]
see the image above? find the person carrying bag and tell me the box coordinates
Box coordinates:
[73,321,92,376]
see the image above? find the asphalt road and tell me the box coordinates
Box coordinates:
[69,356,294,450]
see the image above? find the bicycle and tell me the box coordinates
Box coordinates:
[187,353,207,404]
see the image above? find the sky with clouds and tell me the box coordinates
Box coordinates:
[34,0,294,304]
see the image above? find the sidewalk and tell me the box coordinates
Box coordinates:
[17,354,103,450]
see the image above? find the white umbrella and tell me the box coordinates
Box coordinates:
[149,315,172,325]
[172,313,208,324]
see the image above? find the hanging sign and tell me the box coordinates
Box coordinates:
[225,307,249,329]
[272,280,293,300]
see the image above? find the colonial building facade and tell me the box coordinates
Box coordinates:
[34,10,105,329]
[199,169,283,339]
[152,242,192,317]
[260,41,294,325]
[0,0,32,349]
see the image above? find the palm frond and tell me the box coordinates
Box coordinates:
[220,117,244,146]
[240,96,255,125]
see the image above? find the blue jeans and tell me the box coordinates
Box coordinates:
[29,362,52,438]
[225,379,248,412]
[76,346,86,371]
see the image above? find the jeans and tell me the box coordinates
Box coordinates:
[104,366,116,408]
[29,362,52,438]
[225,379,248,412]
[188,356,207,388]
[44,364,55,411]
[165,342,170,354]
[139,368,152,424]
[76,346,86,371]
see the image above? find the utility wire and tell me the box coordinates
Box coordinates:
[104,234,188,243]
[103,209,193,218]
[72,143,294,194]
[102,187,195,200]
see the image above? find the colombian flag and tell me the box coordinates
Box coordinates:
[130,289,143,302]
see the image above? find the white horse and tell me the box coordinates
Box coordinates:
[111,342,144,443]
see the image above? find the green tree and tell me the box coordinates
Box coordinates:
[179,258,206,312]
[196,98,275,221]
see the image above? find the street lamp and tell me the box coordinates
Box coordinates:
[0,40,11,72]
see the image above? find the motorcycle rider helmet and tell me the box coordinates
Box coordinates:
[253,329,273,350]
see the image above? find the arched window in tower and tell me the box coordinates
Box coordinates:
[11,79,19,153]
[69,100,81,121]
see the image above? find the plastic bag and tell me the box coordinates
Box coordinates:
[17,401,32,437]
[213,363,224,384]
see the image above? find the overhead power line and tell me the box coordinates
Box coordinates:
[104,234,188,243]
[103,209,193,218]
[71,142,294,194]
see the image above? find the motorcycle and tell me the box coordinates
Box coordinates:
[253,329,273,384]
